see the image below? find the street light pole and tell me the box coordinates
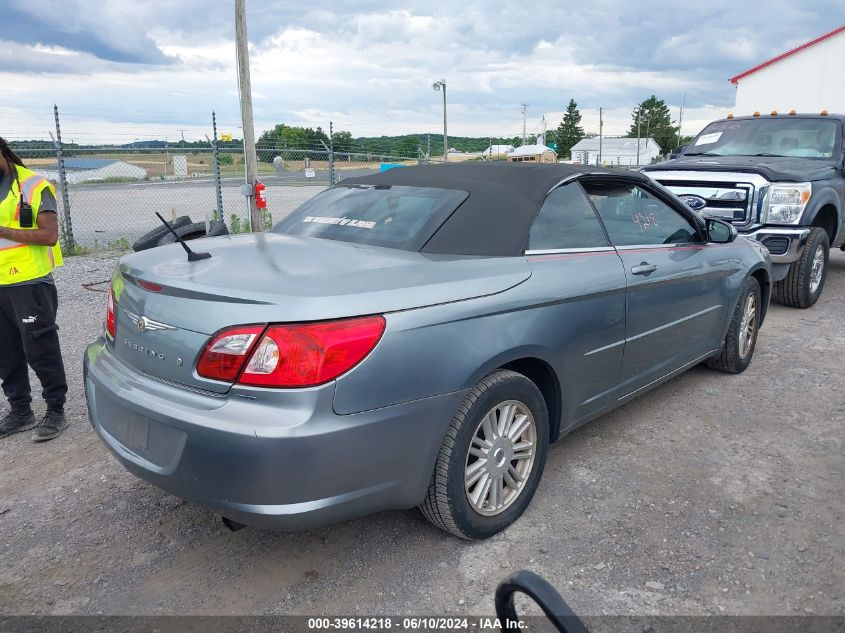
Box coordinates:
[432,79,448,162]
[598,107,603,166]
[521,103,529,145]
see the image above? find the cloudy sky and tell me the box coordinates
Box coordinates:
[2,0,843,144]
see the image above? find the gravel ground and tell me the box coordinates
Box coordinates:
[0,251,843,617]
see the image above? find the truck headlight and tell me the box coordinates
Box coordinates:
[763,182,811,224]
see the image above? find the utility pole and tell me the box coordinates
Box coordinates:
[636,108,641,166]
[677,92,686,148]
[521,104,529,145]
[598,107,603,165]
[177,129,187,142]
[235,0,261,232]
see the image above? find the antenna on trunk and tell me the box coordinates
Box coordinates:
[155,212,212,262]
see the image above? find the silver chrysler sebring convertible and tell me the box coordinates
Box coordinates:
[84,163,771,539]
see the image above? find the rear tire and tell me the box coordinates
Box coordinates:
[132,215,192,252]
[707,276,761,374]
[774,227,828,308]
[419,370,549,539]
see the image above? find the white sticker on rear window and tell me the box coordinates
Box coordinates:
[695,132,722,146]
[302,216,376,229]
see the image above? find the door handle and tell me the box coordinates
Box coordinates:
[631,262,657,276]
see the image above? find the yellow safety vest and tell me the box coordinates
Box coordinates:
[0,165,64,285]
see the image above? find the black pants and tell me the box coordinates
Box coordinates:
[0,283,68,414]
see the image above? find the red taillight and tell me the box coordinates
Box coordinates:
[239,316,386,387]
[196,325,265,382]
[106,287,115,338]
[195,316,386,388]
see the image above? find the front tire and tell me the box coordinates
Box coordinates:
[707,276,761,374]
[774,227,828,308]
[419,370,549,539]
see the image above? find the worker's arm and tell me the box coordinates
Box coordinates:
[0,211,59,246]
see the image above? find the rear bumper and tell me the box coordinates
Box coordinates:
[742,226,810,264]
[83,337,465,531]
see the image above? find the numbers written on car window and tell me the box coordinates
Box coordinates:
[527,183,609,251]
[582,182,700,246]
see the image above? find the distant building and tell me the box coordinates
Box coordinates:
[730,25,845,115]
[37,158,147,184]
[570,137,660,166]
[482,144,514,158]
[507,144,557,163]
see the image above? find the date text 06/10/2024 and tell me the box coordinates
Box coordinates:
[305,617,527,631]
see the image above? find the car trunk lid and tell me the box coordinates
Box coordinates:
[110,233,530,393]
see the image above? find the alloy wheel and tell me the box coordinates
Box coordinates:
[464,400,537,516]
[738,293,757,359]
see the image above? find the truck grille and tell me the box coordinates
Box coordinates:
[655,179,756,225]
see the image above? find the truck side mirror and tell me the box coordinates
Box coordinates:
[706,218,737,243]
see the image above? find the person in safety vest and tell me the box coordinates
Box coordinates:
[0,137,68,442]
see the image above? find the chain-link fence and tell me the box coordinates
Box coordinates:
[16,135,661,254]
[14,143,425,254]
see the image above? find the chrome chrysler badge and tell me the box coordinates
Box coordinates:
[125,311,177,333]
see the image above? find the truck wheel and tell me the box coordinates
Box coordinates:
[157,220,229,246]
[132,215,192,252]
[774,227,829,308]
[419,370,549,539]
[707,276,761,374]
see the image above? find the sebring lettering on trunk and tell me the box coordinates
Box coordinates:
[123,338,166,360]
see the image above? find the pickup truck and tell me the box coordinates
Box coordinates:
[643,113,845,308]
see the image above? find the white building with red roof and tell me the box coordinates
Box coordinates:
[730,25,845,115]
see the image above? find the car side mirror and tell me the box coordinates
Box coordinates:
[706,217,737,243]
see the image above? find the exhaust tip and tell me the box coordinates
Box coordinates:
[222,516,247,532]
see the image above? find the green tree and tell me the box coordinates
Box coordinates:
[627,95,677,153]
[555,99,585,159]
[396,136,419,157]
[257,124,329,150]
[332,130,354,153]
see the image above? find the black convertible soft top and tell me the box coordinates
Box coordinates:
[342,162,647,256]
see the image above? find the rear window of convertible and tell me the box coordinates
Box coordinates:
[272,185,469,251]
